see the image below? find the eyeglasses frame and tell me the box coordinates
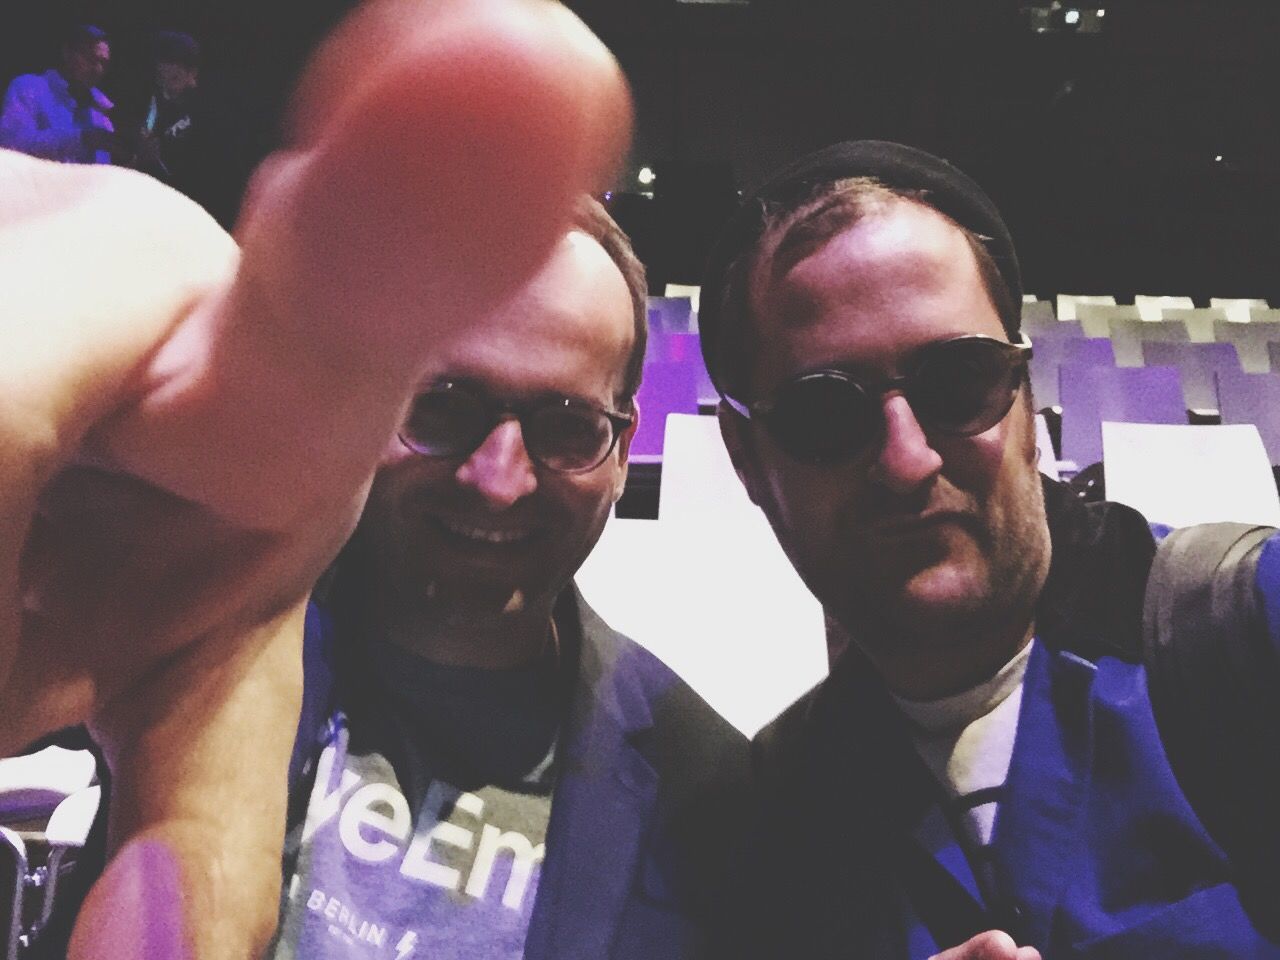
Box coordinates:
[720,333,1034,452]
[398,381,636,474]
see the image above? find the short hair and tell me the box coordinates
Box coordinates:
[571,196,648,407]
[65,24,108,50]
[711,177,1017,398]
[153,30,200,68]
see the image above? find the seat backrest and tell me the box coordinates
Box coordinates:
[1021,300,1057,328]
[1210,298,1270,323]
[1075,302,1140,338]
[1134,294,1195,321]
[646,295,694,334]
[1162,307,1225,342]
[631,360,699,458]
[1026,318,1083,340]
[1028,335,1114,407]
[1059,363,1186,467]
[1056,293,1116,321]
[1212,320,1280,372]
[1140,341,1241,411]
[645,330,700,363]
[1215,369,1280,463]
[1110,318,1189,366]
[1267,342,1280,374]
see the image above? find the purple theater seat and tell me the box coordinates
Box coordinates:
[644,332,717,408]
[1058,364,1187,467]
[1215,369,1280,464]
[630,360,699,459]
[646,331,701,363]
[1141,341,1241,412]
[1025,318,1084,340]
[1212,320,1280,373]
[1108,318,1189,367]
[646,296,694,334]
[1027,335,1114,408]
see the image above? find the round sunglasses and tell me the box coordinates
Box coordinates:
[722,334,1033,465]
[400,381,634,474]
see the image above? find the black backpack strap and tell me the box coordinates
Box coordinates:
[1142,522,1280,934]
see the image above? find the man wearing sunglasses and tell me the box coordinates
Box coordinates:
[268,197,747,959]
[700,140,1278,958]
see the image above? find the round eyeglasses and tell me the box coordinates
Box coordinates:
[722,334,1033,465]
[399,382,635,473]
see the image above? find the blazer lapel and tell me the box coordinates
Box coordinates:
[990,639,1097,947]
[524,588,658,960]
[824,649,990,952]
[910,804,986,908]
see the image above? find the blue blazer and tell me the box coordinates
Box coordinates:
[914,637,1276,957]
[752,633,1280,958]
[749,485,1280,958]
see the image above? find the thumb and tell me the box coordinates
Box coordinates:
[929,929,1036,960]
[96,0,633,530]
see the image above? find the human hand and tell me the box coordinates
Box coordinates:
[0,0,630,956]
[929,930,1043,960]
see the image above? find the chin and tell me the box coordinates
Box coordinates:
[906,557,987,599]
[839,561,991,635]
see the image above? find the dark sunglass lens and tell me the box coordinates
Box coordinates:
[911,339,1020,435]
[768,374,879,463]
[402,389,489,455]
[528,404,612,471]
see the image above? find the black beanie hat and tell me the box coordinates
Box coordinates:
[699,140,1022,396]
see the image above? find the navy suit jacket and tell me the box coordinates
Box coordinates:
[749,486,1280,958]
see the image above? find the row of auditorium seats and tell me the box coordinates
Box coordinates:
[633,291,1280,470]
[1022,295,1278,466]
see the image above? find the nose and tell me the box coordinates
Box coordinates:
[454,419,539,508]
[871,394,943,494]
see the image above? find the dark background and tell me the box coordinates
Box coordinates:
[3,0,1277,302]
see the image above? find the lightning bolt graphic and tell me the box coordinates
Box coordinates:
[395,931,418,960]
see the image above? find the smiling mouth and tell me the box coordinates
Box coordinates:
[437,516,535,545]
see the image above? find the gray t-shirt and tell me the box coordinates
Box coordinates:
[270,639,562,959]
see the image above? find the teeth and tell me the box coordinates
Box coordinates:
[440,518,531,544]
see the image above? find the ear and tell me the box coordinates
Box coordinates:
[717,402,767,507]
[609,399,639,503]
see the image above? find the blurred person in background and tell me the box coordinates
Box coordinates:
[0,23,117,163]
[134,31,201,187]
